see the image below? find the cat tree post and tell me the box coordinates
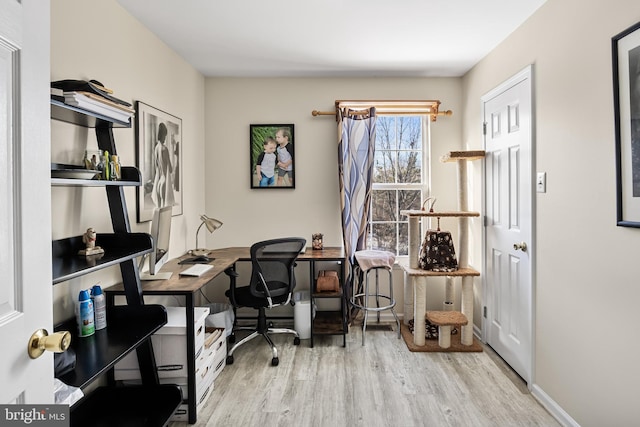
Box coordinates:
[457,157,472,344]
[404,216,421,324]
[443,151,485,346]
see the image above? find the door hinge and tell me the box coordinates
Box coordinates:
[483,122,487,135]
[483,306,487,318]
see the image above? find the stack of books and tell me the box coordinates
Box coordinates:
[51,79,135,124]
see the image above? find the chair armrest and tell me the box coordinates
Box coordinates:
[224,266,239,307]
[224,267,239,277]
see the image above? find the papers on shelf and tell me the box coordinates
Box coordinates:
[74,91,135,113]
[51,79,132,107]
[63,91,134,123]
[51,87,64,102]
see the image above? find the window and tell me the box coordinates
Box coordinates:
[368,115,430,256]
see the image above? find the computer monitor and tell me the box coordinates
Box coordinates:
[140,205,173,281]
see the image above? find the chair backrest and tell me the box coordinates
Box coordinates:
[249,238,306,306]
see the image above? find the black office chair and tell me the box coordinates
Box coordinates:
[224,237,306,366]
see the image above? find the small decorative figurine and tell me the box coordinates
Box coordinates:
[79,228,105,256]
[312,233,324,250]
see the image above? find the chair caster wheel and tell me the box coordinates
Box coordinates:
[228,334,236,344]
[271,357,279,366]
[294,337,301,345]
[226,355,234,365]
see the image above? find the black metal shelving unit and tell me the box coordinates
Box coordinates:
[51,100,181,426]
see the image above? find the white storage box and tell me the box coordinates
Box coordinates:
[169,329,226,422]
[201,328,226,382]
[210,346,226,383]
[170,379,215,422]
[115,306,209,380]
[120,349,215,400]
[120,331,217,423]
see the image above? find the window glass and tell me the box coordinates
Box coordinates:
[369,115,429,256]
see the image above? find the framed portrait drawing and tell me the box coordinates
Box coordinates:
[135,101,183,222]
[613,21,640,227]
[250,124,295,189]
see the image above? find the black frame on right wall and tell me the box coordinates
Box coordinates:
[613,20,640,227]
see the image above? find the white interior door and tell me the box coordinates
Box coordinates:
[0,0,53,404]
[482,66,534,384]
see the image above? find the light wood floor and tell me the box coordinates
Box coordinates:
[170,324,561,427]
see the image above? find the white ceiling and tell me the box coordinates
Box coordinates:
[117,0,546,78]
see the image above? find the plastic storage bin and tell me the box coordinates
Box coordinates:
[293,291,312,339]
[204,302,234,337]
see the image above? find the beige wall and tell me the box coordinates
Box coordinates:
[205,78,461,246]
[463,0,640,425]
[204,77,463,248]
[201,77,467,307]
[50,0,206,321]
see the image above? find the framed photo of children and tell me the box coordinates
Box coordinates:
[250,124,295,189]
[613,21,640,227]
[135,101,183,222]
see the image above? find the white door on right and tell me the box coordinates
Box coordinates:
[483,66,534,385]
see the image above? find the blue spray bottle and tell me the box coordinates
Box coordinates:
[76,289,95,337]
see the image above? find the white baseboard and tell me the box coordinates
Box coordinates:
[530,384,580,427]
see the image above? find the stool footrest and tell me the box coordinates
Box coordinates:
[426,310,468,326]
[351,294,396,311]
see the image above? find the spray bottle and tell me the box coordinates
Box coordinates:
[76,289,95,337]
[91,284,107,330]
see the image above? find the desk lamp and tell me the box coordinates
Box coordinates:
[183,215,222,263]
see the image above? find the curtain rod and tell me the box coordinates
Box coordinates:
[311,109,453,117]
[311,100,453,120]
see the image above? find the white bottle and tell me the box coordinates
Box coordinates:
[91,284,107,330]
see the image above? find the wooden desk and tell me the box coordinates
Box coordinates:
[106,246,345,424]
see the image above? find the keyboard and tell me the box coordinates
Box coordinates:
[179,263,213,277]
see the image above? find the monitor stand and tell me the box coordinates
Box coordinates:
[140,271,173,281]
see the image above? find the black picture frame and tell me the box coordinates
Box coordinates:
[135,101,183,222]
[613,21,640,227]
[250,124,295,189]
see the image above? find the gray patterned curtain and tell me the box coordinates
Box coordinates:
[337,107,376,311]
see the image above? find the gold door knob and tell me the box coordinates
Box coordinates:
[513,242,527,252]
[28,329,71,359]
